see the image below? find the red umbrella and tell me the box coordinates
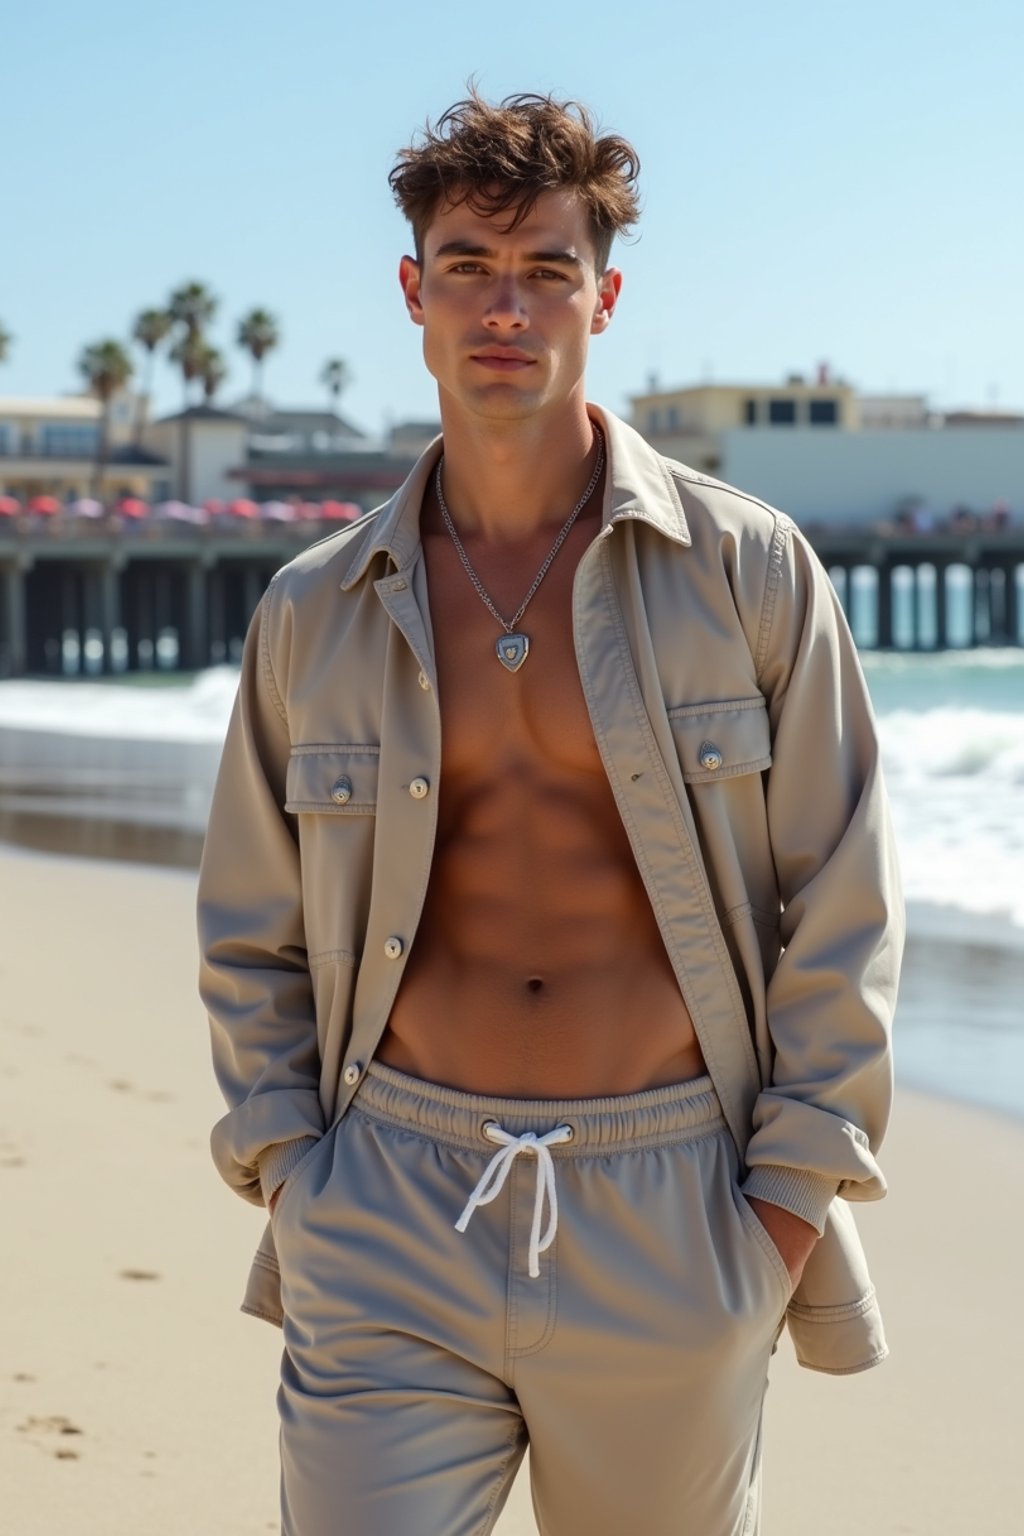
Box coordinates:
[29,495,62,515]
[0,495,22,516]
[228,498,259,518]
[320,500,362,521]
[118,497,149,519]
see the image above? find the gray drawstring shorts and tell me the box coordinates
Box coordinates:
[272,1061,793,1536]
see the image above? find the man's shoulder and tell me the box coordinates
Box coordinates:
[267,505,386,602]
[659,453,794,549]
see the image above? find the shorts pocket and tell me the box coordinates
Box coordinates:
[271,1127,336,1224]
[734,1186,795,1310]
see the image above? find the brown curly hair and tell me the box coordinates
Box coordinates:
[389,88,640,273]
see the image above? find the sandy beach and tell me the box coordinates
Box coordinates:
[2,843,1021,1534]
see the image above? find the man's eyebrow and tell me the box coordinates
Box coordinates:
[432,240,583,268]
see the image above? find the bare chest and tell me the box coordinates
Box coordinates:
[423,517,603,779]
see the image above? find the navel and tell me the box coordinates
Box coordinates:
[525,976,545,995]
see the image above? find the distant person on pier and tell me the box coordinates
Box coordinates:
[199,87,904,1536]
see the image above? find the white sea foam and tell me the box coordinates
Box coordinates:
[0,669,239,742]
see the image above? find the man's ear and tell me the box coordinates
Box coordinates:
[399,255,424,327]
[590,267,623,336]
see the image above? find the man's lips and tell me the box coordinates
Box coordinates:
[469,349,536,370]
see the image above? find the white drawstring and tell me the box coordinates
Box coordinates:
[455,1123,574,1277]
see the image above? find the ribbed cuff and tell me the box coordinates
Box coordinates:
[258,1136,319,1207]
[740,1163,839,1235]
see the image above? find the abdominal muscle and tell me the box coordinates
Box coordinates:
[378,765,707,1099]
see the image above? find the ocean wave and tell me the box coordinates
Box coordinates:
[0,669,239,742]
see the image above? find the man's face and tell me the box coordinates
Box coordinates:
[399,187,621,423]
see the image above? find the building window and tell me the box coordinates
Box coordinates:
[744,399,758,425]
[768,399,797,426]
[667,405,681,432]
[0,425,9,455]
[40,424,100,457]
[647,409,661,434]
[809,398,838,426]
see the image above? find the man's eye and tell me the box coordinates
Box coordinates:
[534,269,567,281]
[451,263,485,274]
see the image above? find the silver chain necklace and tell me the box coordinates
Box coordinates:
[434,425,605,672]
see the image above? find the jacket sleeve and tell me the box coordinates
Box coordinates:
[197,578,323,1207]
[739,515,904,1234]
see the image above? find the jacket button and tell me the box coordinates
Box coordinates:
[384,936,404,959]
[409,776,429,799]
[343,1062,361,1086]
[418,671,431,691]
[330,776,353,804]
[698,742,724,771]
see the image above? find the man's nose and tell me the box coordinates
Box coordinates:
[484,276,528,328]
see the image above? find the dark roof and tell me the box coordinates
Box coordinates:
[239,448,416,475]
[108,444,170,466]
[256,408,366,438]
[942,411,1024,428]
[154,405,249,425]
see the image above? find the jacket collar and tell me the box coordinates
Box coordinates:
[339,404,691,591]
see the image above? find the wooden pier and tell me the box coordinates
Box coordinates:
[1,519,1021,677]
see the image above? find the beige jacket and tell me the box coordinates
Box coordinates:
[198,405,904,1373]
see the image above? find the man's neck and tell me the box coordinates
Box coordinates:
[434,399,600,543]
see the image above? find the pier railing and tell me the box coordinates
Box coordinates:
[1,519,1021,675]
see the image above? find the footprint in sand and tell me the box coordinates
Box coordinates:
[119,1268,161,1282]
[0,1139,24,1168]
[17,1415,84,1460]
[107,1079,175,1103]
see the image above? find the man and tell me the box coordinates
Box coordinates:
[199,90,903,1535]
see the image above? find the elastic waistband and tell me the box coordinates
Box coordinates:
[355,1061,725,1155]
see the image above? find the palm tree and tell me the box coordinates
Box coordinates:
[166,281,218,504]
[78,340,134,500]
[168,280,218,344]
[130,308,173,444]
[200,345,228,404]
[168,329,211,406]
[168,329,212,502]
[0,321,12,367]
[237,308,280,402]
[320,357,351,417]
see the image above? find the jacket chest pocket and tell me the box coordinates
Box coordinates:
[285,746,379,966]
[665,696,779,931]
[666,696,772,783]
[285,745,380,816]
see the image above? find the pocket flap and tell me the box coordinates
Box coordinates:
[667,697,772,783]
[285,746,380,813]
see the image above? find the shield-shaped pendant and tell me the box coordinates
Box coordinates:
[496,633,529,672]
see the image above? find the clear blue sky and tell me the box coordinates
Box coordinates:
[3,0,1021,435]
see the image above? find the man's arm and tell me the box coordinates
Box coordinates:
[739,516,905,1243]
[197,581,323,1208]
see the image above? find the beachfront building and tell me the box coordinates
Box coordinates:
[630,370,1024,528]
[143,401,436,509]
[144,406,249,506]
[633,368,859,476]
[0,395,170,504]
